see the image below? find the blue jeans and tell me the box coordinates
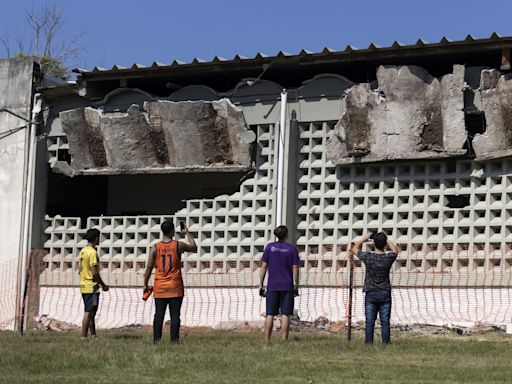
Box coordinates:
[364,289,392,344]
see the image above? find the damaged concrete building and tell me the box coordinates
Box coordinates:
[3,33,512,330]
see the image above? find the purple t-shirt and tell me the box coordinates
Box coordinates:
[261,241,301,291]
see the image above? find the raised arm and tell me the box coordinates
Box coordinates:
[143,247,156,292]
[350,233,372,255]
[386,238,399,254]
[178,226,197,253]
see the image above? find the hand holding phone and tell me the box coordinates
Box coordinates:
[142,286,153,301]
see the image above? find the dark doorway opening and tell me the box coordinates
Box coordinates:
[464,110,487,156]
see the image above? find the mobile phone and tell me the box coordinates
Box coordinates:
[142,287,153,301]
[179,221,185,231]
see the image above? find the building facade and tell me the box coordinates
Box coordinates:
[2,34,512,330]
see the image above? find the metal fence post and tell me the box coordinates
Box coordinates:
[347,246,354,342]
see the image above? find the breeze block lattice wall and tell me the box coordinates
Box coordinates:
[295,120,512,288]
[41,123,277,287]
[42,121,512,290]
[42,215,174,286]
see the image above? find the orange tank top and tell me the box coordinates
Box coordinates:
[153,241,184,298]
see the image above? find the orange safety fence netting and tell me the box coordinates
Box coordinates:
[13,246,512,331]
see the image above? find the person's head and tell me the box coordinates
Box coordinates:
[85,228,100,246]
[161,220,175,237]
[370,232,387,251]
[274,225,288,242]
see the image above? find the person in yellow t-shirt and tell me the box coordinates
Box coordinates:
[79,228,108,339]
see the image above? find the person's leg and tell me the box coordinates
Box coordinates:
[264,291,279,343]
[279,290,294,341]
[81,312,90,338]
[364,291,378,344]
[89,311,97,337]
[379,290,392,344]
[280,315,290,341]
[88,293,99,338]
[81,293,92,338]
[263,315,274,343]
[153,298,167,343]
[169,297,183,342]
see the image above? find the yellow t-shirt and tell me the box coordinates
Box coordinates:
[79,245,99,293]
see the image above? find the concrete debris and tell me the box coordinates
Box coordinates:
[58,98,255,174]
[393,322,502,335]
[472,69,512,159]
[36,315,79,331]
[174,321,509,335]
[212,321,240,331]
[51,161,76,177]
[247,320,266,328]
[313,315,330,331]
[327,65,467,164]
[211,320,265,331]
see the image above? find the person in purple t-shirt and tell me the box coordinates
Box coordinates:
[259,225,301,343]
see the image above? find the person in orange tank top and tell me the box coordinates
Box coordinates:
[143,220,197,343]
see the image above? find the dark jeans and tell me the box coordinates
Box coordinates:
[266,290,294,316]
[364,289,392,344]
[153,297,183,343]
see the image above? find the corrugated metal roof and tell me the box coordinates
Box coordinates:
[74,33,510,75]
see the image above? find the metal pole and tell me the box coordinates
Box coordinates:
[347,246,354,342]
[275,90,287,227]
[19,251,34,336]
[17,94,41,334]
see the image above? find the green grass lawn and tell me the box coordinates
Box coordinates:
[1,329,511,384]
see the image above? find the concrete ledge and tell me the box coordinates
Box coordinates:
[77,165,252,176]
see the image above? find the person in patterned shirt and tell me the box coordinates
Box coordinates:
[351,232,398,345]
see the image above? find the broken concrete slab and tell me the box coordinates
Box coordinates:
[145,99,255,167]
[327,65,467,164]
[58,98,255,174]
[61,105,163,171]
[51,161,76,177]
[37,315,79,331]
[472,70,512,160]
[60,107,108,170]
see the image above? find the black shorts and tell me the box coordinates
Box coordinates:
[82,292,100,313]
[266,290,294,316]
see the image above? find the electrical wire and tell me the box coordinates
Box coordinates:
[0,125,27,141]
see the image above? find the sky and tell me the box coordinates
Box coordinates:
[1,0,512,71]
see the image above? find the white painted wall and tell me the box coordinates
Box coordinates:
[0,57,35,329]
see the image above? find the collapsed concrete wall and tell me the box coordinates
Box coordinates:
[471,70,512,159]
[327,65,467,164]
[59,98,255,175]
